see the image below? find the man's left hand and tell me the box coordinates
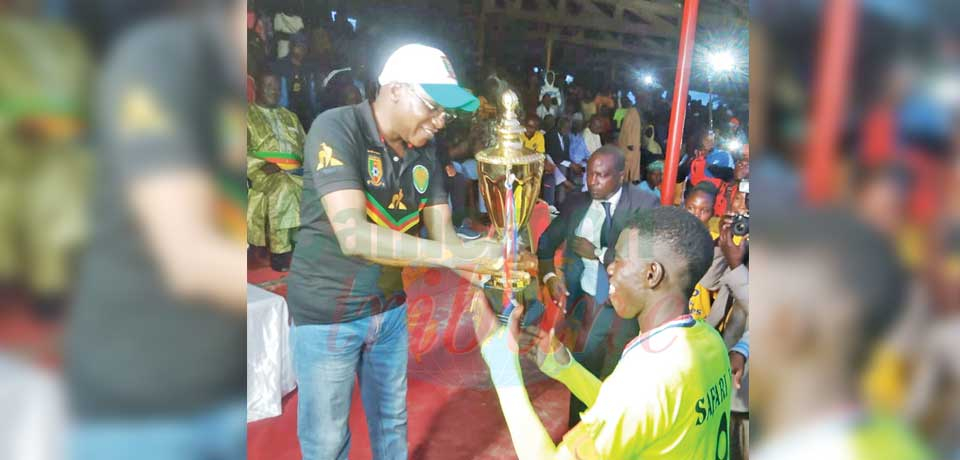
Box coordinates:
[570,236,598,260]
[445,164,457,177]
[469,291,536,387]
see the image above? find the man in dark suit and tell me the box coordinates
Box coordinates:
[536,144,660,427]
[545,117,573,206]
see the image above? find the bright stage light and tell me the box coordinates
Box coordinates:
[641,73,655,86]
[708,50,736,74]
[725,137,743,153]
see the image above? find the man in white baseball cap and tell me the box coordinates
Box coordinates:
[287,43,532,460]
[378,43,480,112]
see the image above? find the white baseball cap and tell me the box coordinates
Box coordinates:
[378,44,479,112]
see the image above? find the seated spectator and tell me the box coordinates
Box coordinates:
[522,116,562,207]
[247,73,306,271]
[317,68,362,113]
[569,116,604,192]
[639,160,663,199]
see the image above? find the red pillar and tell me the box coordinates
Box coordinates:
[661,0,700,206]
[804,0,858,204]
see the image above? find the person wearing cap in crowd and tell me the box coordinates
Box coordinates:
[286,43,535,460]
[247,72,306,272]
[639,160,664,199]
[271,32,317,128]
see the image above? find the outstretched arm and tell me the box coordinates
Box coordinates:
[321,189,502,273]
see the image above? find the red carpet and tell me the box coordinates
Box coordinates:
[248,202,575,459]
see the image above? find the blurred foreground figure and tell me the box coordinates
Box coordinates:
[902,220,960,456]
[247,72,305,271]
[65,1,247,459]
[0,17,92,319]
[0,354,65,460]
[752,209,931,459]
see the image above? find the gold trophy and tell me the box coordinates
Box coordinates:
[475,90,545,323]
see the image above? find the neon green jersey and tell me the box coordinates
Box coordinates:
[554,315,733,459]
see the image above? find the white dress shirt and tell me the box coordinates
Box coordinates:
[576,187,621,296]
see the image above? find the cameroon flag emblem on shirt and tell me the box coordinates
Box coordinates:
[368,155,384,186]
[413,164,429,194]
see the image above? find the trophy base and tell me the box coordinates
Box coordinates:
[482,276,542,326]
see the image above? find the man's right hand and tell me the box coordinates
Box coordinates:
[261,163,282,174]
[544,273,568,311]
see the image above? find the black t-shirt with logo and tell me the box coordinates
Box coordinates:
[287,101,448,325]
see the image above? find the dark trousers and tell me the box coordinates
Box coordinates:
[565,290,640,427]
[445,170,467,225]
[542,174,556,207]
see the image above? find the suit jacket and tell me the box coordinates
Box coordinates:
[537,184,660,300]
[545,129,571,165]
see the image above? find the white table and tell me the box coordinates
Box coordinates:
[247,284,297,422]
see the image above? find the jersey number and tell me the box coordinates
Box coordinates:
[715,412,729,460]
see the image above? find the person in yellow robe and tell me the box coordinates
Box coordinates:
[247,72,305,271]
[616,106,643,183]
[0,18,92,319]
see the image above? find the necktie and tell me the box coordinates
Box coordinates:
[596,201,613,304]
[558,133,565,152]
[600,202,613,247]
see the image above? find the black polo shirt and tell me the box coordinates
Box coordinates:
[287,101,448,325]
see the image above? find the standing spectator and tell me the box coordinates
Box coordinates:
[272,32,317,129]
[617,104,643,183]
[273,3,304,59]
[536,94,559,120]
[580,89,597,124]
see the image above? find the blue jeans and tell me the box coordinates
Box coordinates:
[70,399,246,460]
[292,305,408,460]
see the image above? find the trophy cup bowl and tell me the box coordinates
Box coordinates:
[475,90,544,321]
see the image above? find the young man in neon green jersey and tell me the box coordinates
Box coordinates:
[474,206,733,459]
